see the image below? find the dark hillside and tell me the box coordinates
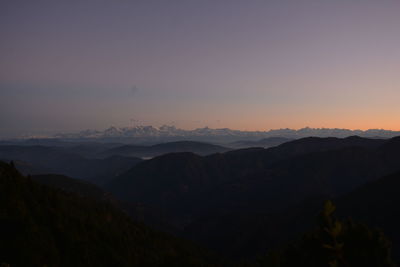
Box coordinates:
[0,161,218,267]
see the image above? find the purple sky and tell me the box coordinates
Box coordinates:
[1,0,400,137]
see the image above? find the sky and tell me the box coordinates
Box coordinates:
[1,0,400,137]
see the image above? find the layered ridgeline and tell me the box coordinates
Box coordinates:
[228,137,293,149]
[0,141,230,184]
[106,136,400,259]
[0,145,142,185]
[101,141,230,158]
[106,136,397,219]
[0,140,230,159]
[0,161,220,267]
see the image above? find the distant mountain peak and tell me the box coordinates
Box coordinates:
[48,126,400,140]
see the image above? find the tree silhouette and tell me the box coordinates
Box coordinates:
[259,200,396,267]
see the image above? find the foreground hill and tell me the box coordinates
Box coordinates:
[30,173,180,233]
[31,174,114,202]
[184,170,400,262]
[336,170,400,260]
[0,161,219,267]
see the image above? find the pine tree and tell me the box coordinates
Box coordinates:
[259,200,396,267]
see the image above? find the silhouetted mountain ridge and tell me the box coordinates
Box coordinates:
[228,137,293,149]
[103,141,230,158]
[106,136,400,230]
[0,145,143,184]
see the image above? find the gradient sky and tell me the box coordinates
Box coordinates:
[1,0,400,137]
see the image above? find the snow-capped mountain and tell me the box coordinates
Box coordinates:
[53,125,400,141]
[54,125,265,139]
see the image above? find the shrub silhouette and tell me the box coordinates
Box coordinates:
[259,200,396,267]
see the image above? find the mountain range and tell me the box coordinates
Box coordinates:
[0,141,231,184]
[107,136,397,218]
[101,141,230,158]
[6,126,399,144]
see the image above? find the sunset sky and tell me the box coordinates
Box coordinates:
[1,0,400,137]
